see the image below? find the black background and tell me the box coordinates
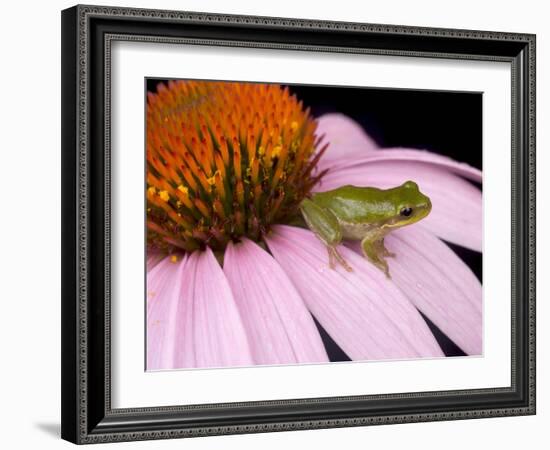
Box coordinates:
[147,79,483,359]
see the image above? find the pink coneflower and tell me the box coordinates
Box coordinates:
[146,81,482,370]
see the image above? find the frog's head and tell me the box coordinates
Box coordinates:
[385,180,432,228]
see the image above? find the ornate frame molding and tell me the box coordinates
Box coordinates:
[61,4,536,444]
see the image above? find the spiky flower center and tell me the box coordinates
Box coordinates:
[146,80,327,253]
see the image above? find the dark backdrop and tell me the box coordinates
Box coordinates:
[147,79,483,359]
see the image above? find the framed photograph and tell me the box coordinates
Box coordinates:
[61,4,536,444]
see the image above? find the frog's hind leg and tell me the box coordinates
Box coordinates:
[299,198,352,272]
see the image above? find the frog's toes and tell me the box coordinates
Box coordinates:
[327,246,353,272]
[375,258,391,278]
[362,250,392,277]
[341,258,354,272]
[372,258,391,278]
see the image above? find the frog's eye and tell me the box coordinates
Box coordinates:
[400,207,413,217]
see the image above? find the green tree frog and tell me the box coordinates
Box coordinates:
[299,181,432,277]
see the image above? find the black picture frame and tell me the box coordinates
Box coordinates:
[61,4,536,444]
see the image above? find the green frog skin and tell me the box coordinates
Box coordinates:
[299,181,432,277]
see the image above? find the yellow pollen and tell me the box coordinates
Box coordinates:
[272,146,282,158]
[291,121,299,131]
[177,185,189,195]
[147,186,156,196]
[206,174,217,186]
[170,255,178,263]
[159,190,170,202]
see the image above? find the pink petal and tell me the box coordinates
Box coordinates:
[316,113,378,171]
[347,227,482,355]
[317,160,482,252]
[326,148,482,183]
[180,248,253,368]
[147,249,253,370]
[146,249,166,272]
[265,225,443,361]
[223,239,328,365]
[146,255,187,370]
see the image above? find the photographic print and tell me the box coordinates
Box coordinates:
[145,79,482,371]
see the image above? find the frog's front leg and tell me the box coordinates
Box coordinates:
[299,198,353,272]
[361,232,392,278]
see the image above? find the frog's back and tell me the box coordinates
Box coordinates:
[312,185,395,224]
